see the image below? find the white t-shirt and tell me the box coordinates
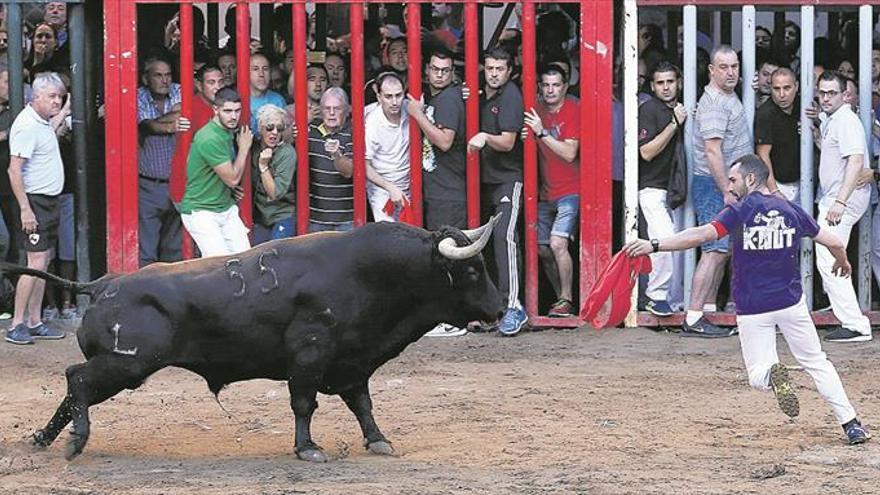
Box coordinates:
[819,104,870,215]
[364,105,410,190]
[9,104,64,196]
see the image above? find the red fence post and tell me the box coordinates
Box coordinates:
[235,1,253,228]
[350,2,367,227]
[103,0,123,272]
[293,1,310,235]
[521,2,539,318]
[578,0,596,315]
[407,4,423,226]
[464,1,481,229]
[595,0,614,277]
[177,2,195,259]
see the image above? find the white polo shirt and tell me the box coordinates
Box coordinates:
[819,104,870,215]
[364,104,410,190]
[9,104,64,196]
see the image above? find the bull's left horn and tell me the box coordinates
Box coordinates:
[438,215,497,260]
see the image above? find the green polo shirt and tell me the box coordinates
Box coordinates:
[180,119,235,214]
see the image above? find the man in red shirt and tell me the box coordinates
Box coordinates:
[524,64,580,317]
[170,64,225,202]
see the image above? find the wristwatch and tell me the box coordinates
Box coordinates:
[650,238,660,253]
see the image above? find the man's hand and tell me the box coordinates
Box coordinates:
[804,102,819,121]
[467,132,487,153]
[236,125,253,150]
[673,103,687,125]
[258,147,273,166]
[20,207,37,234]
[324,138,340,157]
[406,93,425,116]
[825,202,845,226]
[832,256,852,278]
[856,169,874,188]
[523,108,544,135]
[387,184,408,207]
[723,191,737,206]
[176,116,191,133]
[461,85,471,101]
[231,185,245,202]
[624,239,653,257]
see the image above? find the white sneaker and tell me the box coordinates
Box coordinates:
[0,312,10,320]
[425,323,467,337]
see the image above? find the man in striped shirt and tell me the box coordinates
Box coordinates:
[307,87,354,232]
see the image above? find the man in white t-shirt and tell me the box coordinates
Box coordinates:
[5,72,68,345]
[364,72,410,222]
[815,71,872,343]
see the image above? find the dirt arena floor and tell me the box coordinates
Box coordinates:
[1,320,879,495]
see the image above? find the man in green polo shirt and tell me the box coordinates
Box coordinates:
[180,87,254,257]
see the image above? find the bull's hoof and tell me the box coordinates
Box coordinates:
[366,440,394,456]
[32,430,51,448]
[64,434,85,461]
[296,448,328,463]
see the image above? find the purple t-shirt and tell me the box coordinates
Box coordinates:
[712,192,819,315]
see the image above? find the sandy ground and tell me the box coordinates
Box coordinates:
[1,321,879,495]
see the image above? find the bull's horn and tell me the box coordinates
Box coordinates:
[438,215,498,260]
[461,214,502,241]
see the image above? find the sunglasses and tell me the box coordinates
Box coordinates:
[264,123,286,132]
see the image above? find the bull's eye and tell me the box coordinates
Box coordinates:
[466,266,480,283]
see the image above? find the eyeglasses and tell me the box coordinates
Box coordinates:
[429,66,452,75]
[264,123,286,132]
[817,90,840,99]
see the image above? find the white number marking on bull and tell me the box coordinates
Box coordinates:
[258,249,280,294]
[224,258,246,297]
[110,323,138,356]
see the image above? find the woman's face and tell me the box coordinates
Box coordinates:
[33,24,56,53]
[261,119,285,148]
[838,60,856,81]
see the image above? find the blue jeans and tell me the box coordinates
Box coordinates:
[538,194,579,244]
[308,221,354,233]
[692,175,729,253]
[253,217,296,245]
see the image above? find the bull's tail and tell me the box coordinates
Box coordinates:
[0,261,109,295]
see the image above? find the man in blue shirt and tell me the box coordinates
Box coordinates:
[626,154,870,445]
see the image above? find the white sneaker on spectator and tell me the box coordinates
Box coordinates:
[0,312,10,320]
[425,323,467,337]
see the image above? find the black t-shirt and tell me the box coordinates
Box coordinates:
[637,96,678,190]
[0,107,11,196]
[479,81,524,184]
[754,100,800,184]
[424,84,466,201]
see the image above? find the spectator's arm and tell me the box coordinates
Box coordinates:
[755,144,779,192]
[639,119,678,162]
[539,134,579,163]
[332,154,353,178]
[139,110,182,136]
[836,153,864,205]
[484,131,517,152]
[704,137,727,192]
[411,110,456,151]
[7,155,36,231]
[213,128,254,187]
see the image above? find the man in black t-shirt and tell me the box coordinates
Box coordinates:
[637,61,686,317]
[755,67,800,202]
[467,47,526,336]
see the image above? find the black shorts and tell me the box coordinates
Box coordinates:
[16,194,60,252]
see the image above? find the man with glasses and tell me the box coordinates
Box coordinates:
[307,87,355,233]
[408,47,468,337]
[814,71,873,343]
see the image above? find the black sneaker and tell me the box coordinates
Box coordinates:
[843,419,871,445]
[681,316,737,338]
[769,363,799,418]
[824,327,872,342]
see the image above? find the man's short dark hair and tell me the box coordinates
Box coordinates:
[484,46,514,68]
[429,46,454,63]
[770,67,797,83]
[818,70,847,93]
[650,61,681,81]
[307,64,329,80]
[196,64,222,82]
[732,154,769,186]
[213,87,241,106]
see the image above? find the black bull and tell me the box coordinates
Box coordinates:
[1,220,504,462]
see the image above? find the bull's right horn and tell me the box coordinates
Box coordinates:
[461,214,502,241]
[438,216,497,260]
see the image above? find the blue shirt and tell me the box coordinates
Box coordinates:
[714,192,819,315]
[137,84,182,179]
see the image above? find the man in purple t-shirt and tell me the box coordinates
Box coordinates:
[626,154,870,445]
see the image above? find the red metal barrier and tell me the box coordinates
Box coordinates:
[104,0,616,330]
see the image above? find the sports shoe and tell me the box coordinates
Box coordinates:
[498,307,528,336]
[548,299,574,318]
[28,323,66,340]
[425,323,467,337]
[824,327,872,342]
[0,312,11,320]
[5,323,34,345]
[467,320,498,333]
[843,419,871,445]
[681,316,737,338]
[42,306,59,321]
[60,304,77,320]
[645,299,674,317]
[769,363,799,418]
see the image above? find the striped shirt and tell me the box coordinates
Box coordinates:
[137,84,182,179]
[308,122,354,225]
[691,84,752,177]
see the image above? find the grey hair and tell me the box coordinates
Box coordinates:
[320,86,349,109]
[32,72,66,96]
[709,45,738,65]
[256,104,287,129]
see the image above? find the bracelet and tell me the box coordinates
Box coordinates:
[835,199,847,207]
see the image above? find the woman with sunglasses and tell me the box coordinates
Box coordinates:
[252,104,297,244]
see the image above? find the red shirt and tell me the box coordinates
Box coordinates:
[536,96,580,201]
[170,95,215,202]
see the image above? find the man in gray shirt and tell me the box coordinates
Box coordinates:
[684,45,752,337]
